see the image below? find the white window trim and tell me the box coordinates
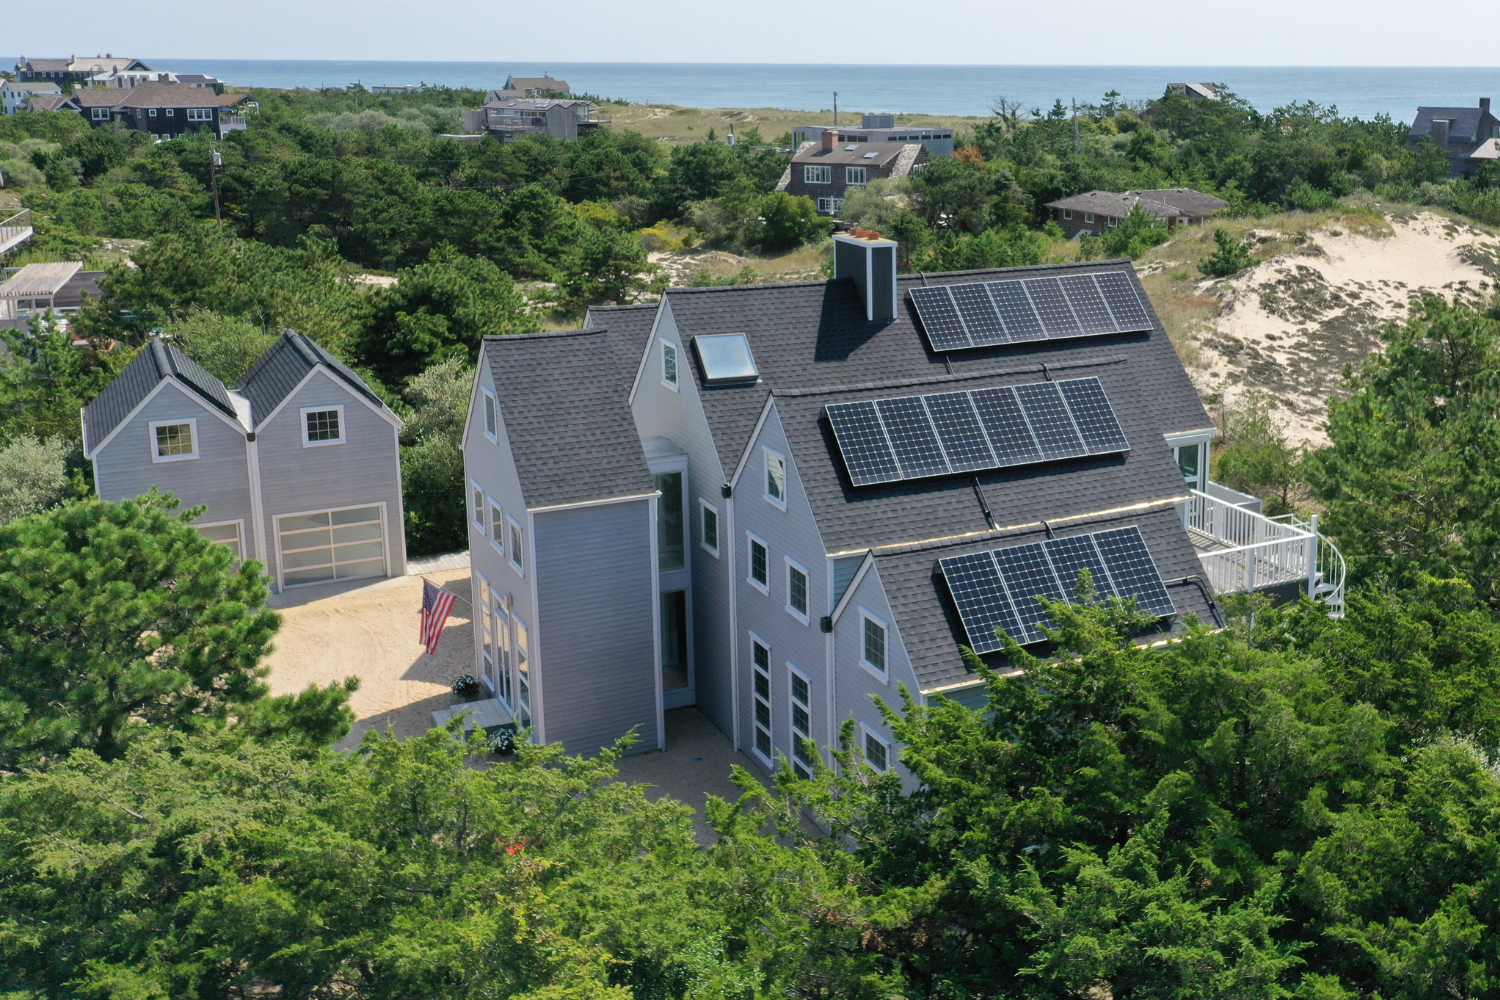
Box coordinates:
[165,108,175,117]
[660,339,680,391]
[1062,209,1073,220]
[195,519,244,565]
[148,418,199,463]
[481,387,498,442]
[272,500,389,591]
[746,530,770,596]
[749,632,774,769]
[699,498,720,558]
[845,166,867,185]
[488,499,505,556]
[471,480,487,531]
[507,513,526,576]
[149,108,157,116]
[1084,212,1095,223]
[789,661,814,778]
[300,404,346,448]
[784,555,810,625]
[858,607,890,684]
[804,164,832,184]
[763,447,787,510]
[859,722,891,773]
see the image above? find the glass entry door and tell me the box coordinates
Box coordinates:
[661,590,693,709]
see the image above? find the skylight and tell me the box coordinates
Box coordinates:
[863,151,878,158]
[693,334,758,383]
[845,144,860,150]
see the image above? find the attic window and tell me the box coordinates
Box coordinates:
[693,334,758,383]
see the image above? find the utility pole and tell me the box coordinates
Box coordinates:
[833,91,838,127]
[210,147,222,223]
[1072,99,1081,151]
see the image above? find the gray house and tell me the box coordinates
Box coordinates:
[462,234,1344,770]
[1408,98,1500,178]
[82,332,406,591]
[1045,188,1228,239]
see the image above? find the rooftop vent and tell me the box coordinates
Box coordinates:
[834,230,899,323]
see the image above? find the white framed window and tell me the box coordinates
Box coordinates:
[845,166,867,185]
[1084,213,1095,224]
[785,557,809,624]
[789,664,814,779]
[187,108,212,121]
[482,388,498,441]
[489,500,505,555]
[196,520,243,566]
[149,108,157,117]
[514,614,531,728]
[1062,209,1073,220]
[816,197,844,214]
[471,481,486,530]
[764,448,786,509]
[1109,216,1119,227]
[804,164,832,184]
[750,635,773,765]
[165,108,175,117]
[859,608,888,682]
[477,572,494,688]
[861,724,890,773]
[91,107,109,121]
[149,419,198,463]
[699,499,719,557]
[300,405,345,447]
[661,339,679,390]
[508,515,525,575]
[746,532,769,595]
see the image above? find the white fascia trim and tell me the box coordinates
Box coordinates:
[460,353,485,450]
[527,491,658,514]
[1163,427,1218,447]
[627,296,672,408]
[252,368,319,431]
[254,366,403,433]
[728,394,778,490]
[829,551,875,624]
[87,377,243,459]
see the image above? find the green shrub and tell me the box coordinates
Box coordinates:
[0,437,69,524]
[1285,178,1338,212]
[748,191,828,252]
[1099,202,1169,258]
[1198,228,1255,277]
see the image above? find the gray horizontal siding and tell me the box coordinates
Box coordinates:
[534,499,658,756]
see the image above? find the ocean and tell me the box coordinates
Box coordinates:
[18,60,1500,123]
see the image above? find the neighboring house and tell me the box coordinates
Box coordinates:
[495,74,570,98]
[1408,98,1500,178]
[777,131,928,215]
[466,97,609,142]
[1165,83,1219,101]
[25,93,80,114]
[82,332,407,592]
[792,114,955,158]
[1045,188,1228,239]
[0,262,103,327]
[15,54,150,85]
[370,84,425,94]
[90,69,178,89]
[2,80,61,114]
[69,83,248,140]
[461,231,1346,770]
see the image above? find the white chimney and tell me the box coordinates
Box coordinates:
[834,231,899,322]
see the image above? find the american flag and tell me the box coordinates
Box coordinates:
[420,579,458,655]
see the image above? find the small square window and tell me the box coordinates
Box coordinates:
[661,340,679,389]
[864,729,888,772]
[1085,213,1095,224]
[700,500,720,557]
[304,408,342,444]
[764,449,786,508]
[149,108,157,117]
[150,420,198,462]
[166,108,175,117]
[748,534,769,593]
[1063,209,1073,220]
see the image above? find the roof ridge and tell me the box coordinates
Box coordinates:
[774,355,1125,399]
[898,259,1136,282]
[483,328,602,341]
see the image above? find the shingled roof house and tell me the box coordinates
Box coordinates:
[70,83,252,140]
[1045,188,1229,239]
[460,233,1344,769]
[82,332,406,592]
[15,54,149,85]
[777,130,928,216]
[1408,98,1500,178]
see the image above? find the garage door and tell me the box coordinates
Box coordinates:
[277,505,386,588]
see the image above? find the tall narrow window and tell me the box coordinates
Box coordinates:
[489,500,504,554]
[472,484,486,530]
[862,612,887,677]
[1176,445,1201,487]
[786,559,809,622]
[661,341,678,389]
[700,501,719,557]
[509,518,525,575]
[661,590,689,692]
[790,667,813,779]
[478,574,494,688]
[748,534,769,592]
[765,449,786,507]
[751,638,772,761]
[514,616,531,728]
[483,390,497,439]
[864,729,888,772]
[654,471,684,571]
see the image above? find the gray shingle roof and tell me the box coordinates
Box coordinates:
[584,302,659,396]
[1045,188,1227,218]
[792,141,918,166]
[83,338,235,454]
[1410,106,1492,142]
[483,329,655,510]
[236,331,385,428]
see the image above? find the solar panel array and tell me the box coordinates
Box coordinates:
[939,526,1177,650]
[909,271,1154,352]
[825,377,1129,487]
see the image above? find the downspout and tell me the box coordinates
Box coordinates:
[245,432,269,583]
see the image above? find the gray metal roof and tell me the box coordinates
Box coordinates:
[483,329,655,510]
[82,339,236,455]
[236,331,386,428]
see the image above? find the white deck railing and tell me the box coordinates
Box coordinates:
[1186,488,1346,617]
[0,209,33,255]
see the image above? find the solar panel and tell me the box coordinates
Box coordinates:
[1043,533,1117,602]
[1092,526,1177,617]
[949,283,1007,346]
[937,551,1022,653]
[876,396,949,480]
[1057,378,1130,454]
[909,286,971,351]
[988,280,1046,342]
[1023,278,1082,338]
[968,386,1043,466]
[992,542,1069,644]
[1094,271,1153,332]
[925,391,996,472]
[1059,274,1118,336]
[938,526,1177,653]
[1013,382,1087,461]
[826,400,901,486]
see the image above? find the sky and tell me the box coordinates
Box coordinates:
[11,0,1500,66]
